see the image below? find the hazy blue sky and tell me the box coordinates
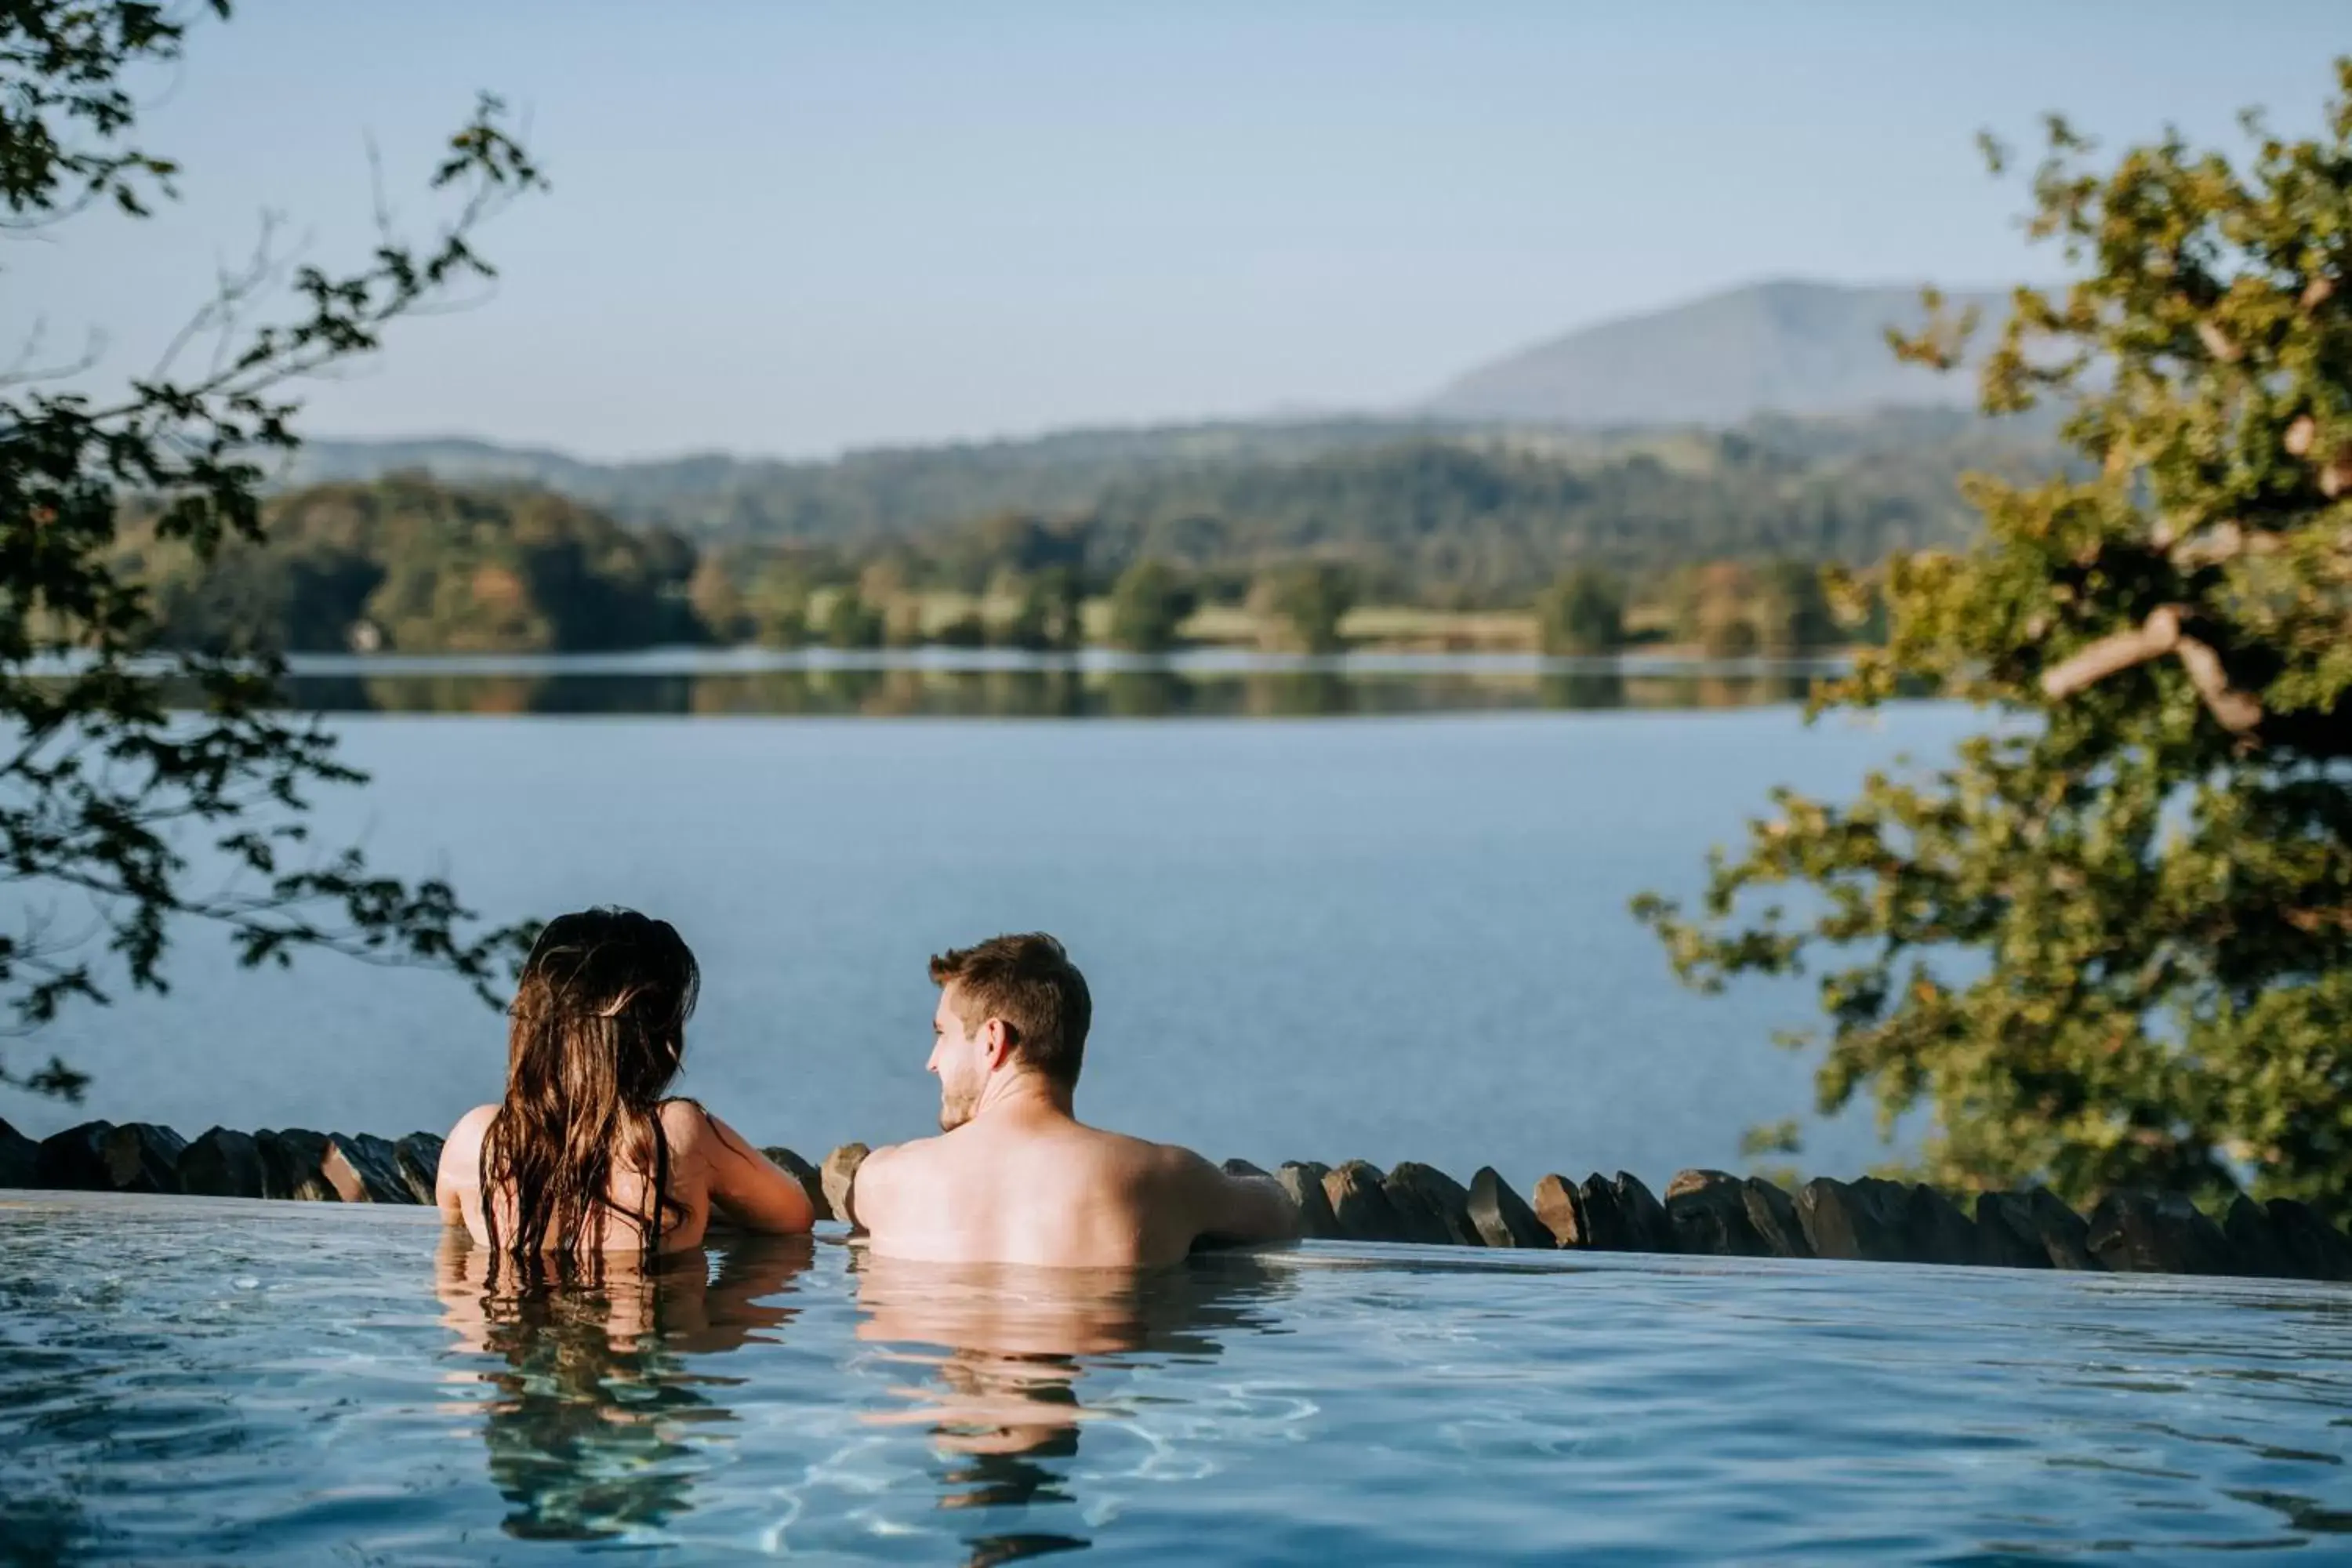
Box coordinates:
[12,2,2345,458]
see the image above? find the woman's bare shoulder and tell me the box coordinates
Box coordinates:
[657,1097,720,1156]
[444,1103,498,1149]
[437,1104,499,1192]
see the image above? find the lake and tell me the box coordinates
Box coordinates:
[2,660,1965,1192]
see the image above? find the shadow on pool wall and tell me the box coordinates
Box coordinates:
[9,1116,2349,1287]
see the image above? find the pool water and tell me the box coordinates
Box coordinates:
[5,1195,2350,1565]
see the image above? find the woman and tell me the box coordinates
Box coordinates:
[437,906,815,1258]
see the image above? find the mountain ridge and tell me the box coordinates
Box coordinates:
[1427,278,2009,426]
[278,279,2053,555]
[297,278,2018,483]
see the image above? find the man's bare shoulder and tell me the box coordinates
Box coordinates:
[1097,1127,1209,1166]
[862,1132,952,1171]
[1076,1127,1218,1185]
[854,1134,949,1208]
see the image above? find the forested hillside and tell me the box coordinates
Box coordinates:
[1053,421,2024,602]
[289,410,2056,598]
[289,419,1461,544]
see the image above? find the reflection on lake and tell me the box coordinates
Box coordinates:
[430,1225,1291,1563]
[852,1250,1290,1565]
[434,1231,815,1542]
[271,655,1841,718]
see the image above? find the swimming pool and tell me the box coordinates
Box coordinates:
[5,1193,2349,1563]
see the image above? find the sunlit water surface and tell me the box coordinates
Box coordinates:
[5,1196,2350,1564]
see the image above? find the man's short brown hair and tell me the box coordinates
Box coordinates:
[929,932,1092,1091]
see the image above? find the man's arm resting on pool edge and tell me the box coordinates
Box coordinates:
[1178,1150,1300,1249]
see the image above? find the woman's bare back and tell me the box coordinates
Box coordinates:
[437,1100,729,1254]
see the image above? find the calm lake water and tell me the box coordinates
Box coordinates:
[8,1195,2351,1564]
[4,665,1963,1189]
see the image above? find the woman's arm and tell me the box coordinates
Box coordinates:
[694,1109,818,1235]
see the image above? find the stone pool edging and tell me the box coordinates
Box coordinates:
[6,1116,2348,1286]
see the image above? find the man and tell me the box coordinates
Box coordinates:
[851,932,1298,1268]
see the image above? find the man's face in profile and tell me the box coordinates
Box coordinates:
[929,986,988,1131]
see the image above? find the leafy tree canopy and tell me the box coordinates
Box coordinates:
[1537,566,1627,655]
[1639,66,2352,1219]
[131,476,701,655]
[1106,558,1199,653]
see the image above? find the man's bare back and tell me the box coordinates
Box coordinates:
[852,934,1296,1270]
[855,1091,1293,1269]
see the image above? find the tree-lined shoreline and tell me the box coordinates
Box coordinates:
[145,403,2059,662]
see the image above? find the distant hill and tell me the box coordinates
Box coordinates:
[287,419,1479,542]
[1427,279,2009,426]
[274,277,2071,601]
[292,405,2048,559]
[291,278,2031,536]
[1050,407,2050,598]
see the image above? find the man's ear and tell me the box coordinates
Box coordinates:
[980,1016,1011,1069]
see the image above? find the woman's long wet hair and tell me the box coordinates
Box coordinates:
[481,908,699,1271]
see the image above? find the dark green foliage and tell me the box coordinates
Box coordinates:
[1250,564,1356,654]
[1639,68,2352,1220]
[138,478,699,653]
[688,546,809,647]
[933,511,1089,597]
[821,590,885,650]
[931,611,986,648]
[1661,559,1843,656]
[1537,568,1626,654]
[1051,428,2020,607]
[1750,561,1840,654]
[1105,559,1197,652]
[1000,567,1083,652]
[143,543,386,655]
[0,3,541,1097]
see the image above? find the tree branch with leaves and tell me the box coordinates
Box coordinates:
[1637,63,2352,1221]
[0,0,543,1098]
